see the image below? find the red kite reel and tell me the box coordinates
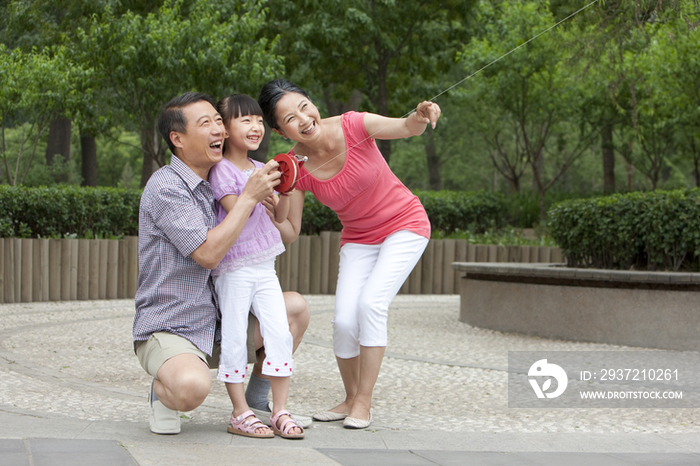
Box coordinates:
[273,153,308,194]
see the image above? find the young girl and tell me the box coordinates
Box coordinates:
[209,94,304,439]
[259,79,440,430]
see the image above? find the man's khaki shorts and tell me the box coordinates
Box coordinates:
[135,314,257,378]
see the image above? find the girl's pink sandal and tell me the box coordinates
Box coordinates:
[227,410,274,438]
[270,409,305,439]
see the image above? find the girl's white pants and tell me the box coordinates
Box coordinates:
[213,259,293,383]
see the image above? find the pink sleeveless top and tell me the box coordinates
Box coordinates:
[294,111,430,247]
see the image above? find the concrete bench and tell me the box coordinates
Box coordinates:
[452,262,700,351]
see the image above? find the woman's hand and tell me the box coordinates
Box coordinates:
[414,101,441,129]
[364,100,442,139]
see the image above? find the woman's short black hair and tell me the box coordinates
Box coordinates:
[158,92,216,154]
[258,79,310,130]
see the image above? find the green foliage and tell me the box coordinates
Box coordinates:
[95,130,143,188]
[268,0,474,144]
[505,190,604,229]
[75,0,284,179]
[0,185,140,238]
[0,186,538,243]
[22,154,81,187]
[432,226,556,247]
[2,0,700,198]
[0,44,87,185]
[416,190,508,234]
[298,193,342,235]
[548,189,700,271]
[457,0,599,219]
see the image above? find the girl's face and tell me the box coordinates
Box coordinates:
[224,112,265,154]
[274,92,322,143]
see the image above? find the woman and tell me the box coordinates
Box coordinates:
[259,79,440,429]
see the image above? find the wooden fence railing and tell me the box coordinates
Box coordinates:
[1,234,562,303]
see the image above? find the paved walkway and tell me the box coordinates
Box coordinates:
[1,296,699,465]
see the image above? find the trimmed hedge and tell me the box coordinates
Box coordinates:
[0,186,510,239]
[0,185,140,239]
[416,190,507,234]
[548,189,700,271]
[300,193,342,235]
[302,190,508,236]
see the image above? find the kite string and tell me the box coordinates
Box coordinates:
[296,0,600,181]
[425,0,600,105]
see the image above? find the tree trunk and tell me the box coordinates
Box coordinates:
[80,132,97,187]
[424,127,441,190]
[508,176,520,195]
[531,152,544,191]
[45,116,72,184]
[45,116,72,166]
[323,87,363,117]
[530,152,547,222]
[139,122,166,187]
[378,139,392,163]
[249,128,271,163]
[140,153,159,188]
[627,160,634,191]
[690,138,700,188]
[376,59,392,163]
[538,187,546,223]
[602,124,615,193]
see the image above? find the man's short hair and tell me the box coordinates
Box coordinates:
[158,92,216,154]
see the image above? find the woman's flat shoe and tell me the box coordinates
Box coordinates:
[343,413,372,429]
[312,411,348,422]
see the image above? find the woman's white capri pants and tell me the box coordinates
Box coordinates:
[333,230,429,359]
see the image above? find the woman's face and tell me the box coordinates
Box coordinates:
[224,112,265,154]
[274,92,322,143]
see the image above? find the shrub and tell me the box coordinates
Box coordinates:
[503,190,601,228]
[0,185,140,239]
[0,186,518,240]
[548,189,700,271]
[416,190,508,234]
[298,190,510,236]
[299,193,342,235]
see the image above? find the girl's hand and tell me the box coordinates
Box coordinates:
[414,101,441,129]
[262,194,279,221]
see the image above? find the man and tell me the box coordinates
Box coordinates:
[133,92,310,434]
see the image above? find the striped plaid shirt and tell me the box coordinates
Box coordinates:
[133,155,220,356]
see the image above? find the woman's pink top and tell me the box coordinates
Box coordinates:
[294,111,430,247]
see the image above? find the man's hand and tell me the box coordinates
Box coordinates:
[241,159,281,204]
[190,160,281,270]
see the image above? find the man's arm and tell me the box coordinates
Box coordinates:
[190,160,281,269]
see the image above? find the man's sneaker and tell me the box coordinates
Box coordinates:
[148,379,181,434]
[250,401,313,429]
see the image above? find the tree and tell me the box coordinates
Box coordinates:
[1,0,167,186]
[267,0,475,164]
[0,45,84,185]
[77,0,283,186]
[459,0,597,220]
[571,0,689,191]
[642,3,700,187]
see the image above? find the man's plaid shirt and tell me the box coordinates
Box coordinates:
[133,155,220,356]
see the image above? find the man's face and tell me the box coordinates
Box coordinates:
[174,100,225,171]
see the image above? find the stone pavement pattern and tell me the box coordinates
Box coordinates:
[1,295,699,465]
